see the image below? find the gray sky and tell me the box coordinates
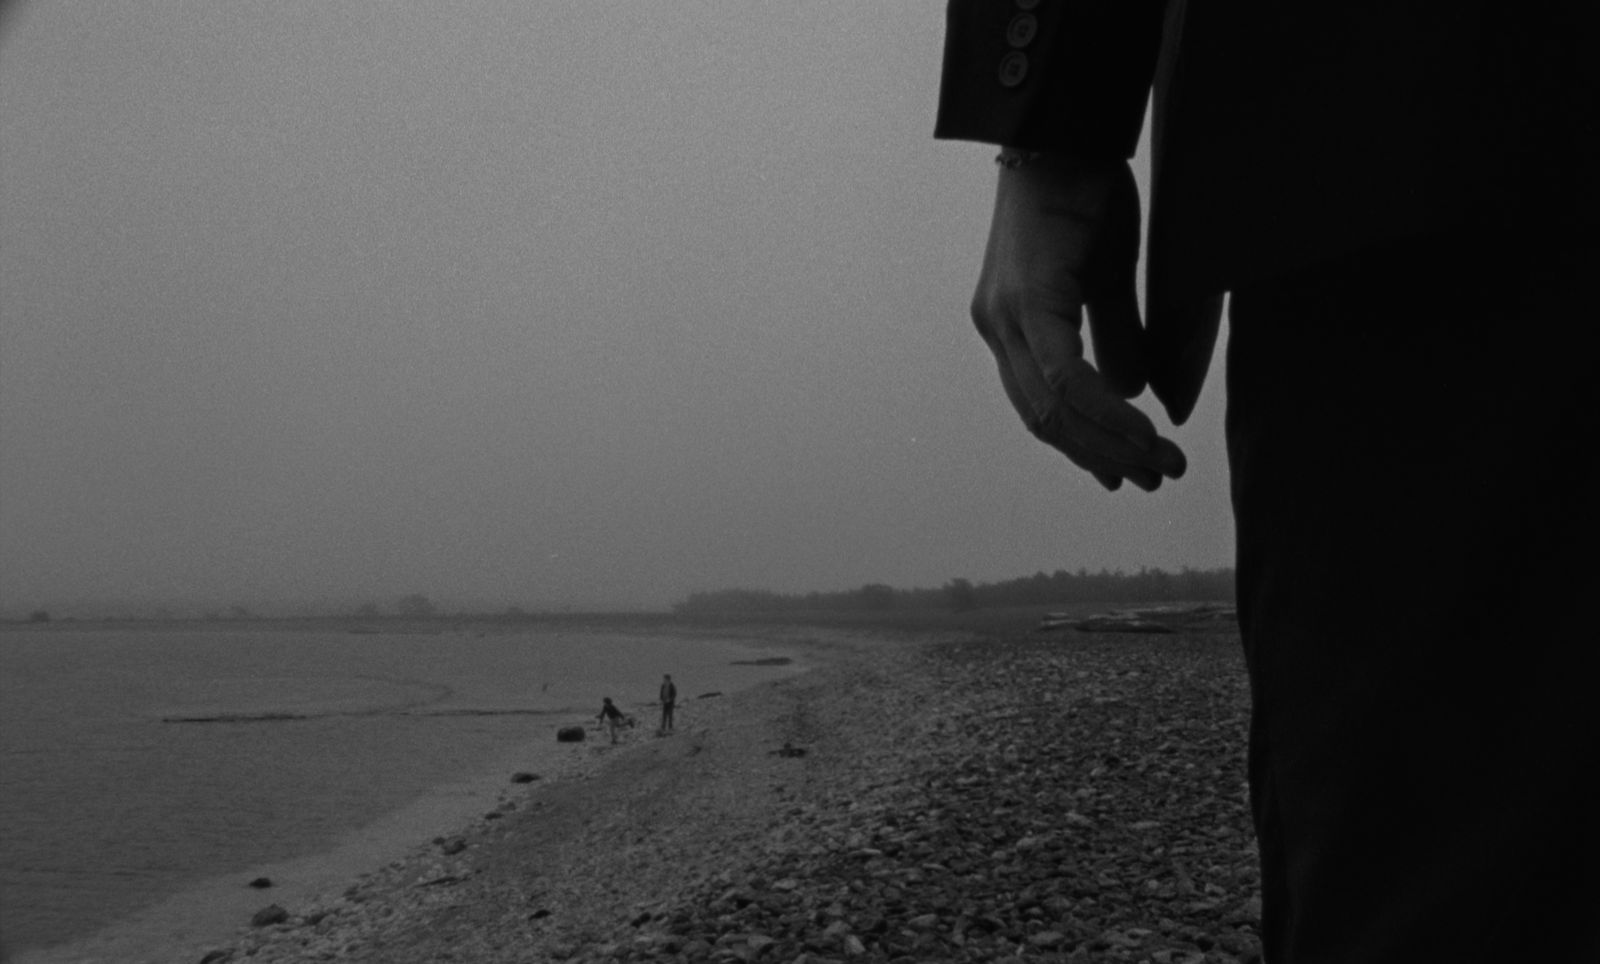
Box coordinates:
[0,2,1232,613]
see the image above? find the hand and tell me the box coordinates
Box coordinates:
[970,153,1186,491]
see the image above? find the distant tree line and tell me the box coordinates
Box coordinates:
[347,594,437,618]
[673,566,1235,615]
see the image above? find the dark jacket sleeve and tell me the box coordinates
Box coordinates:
[934,0,1167,159]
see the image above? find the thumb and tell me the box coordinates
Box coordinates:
[1086,282,1148,399]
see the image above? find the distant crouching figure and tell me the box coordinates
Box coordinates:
[597,696,625,745]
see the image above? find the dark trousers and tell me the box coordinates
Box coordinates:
[1226,241,1598,963]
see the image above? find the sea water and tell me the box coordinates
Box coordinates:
[0,622,803,958]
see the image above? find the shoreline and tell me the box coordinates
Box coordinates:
[6,623,837,964]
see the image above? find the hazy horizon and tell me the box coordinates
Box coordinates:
[2,560,1240,621]
[1,3,1235,617]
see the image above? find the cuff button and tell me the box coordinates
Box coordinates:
[1007,13,1038,48]
[997,51,1029,88]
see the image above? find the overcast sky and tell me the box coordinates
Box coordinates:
[0,2,1233,613]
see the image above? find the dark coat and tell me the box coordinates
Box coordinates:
[936,0,1599,422]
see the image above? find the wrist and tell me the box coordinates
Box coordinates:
[995,146,1047,170]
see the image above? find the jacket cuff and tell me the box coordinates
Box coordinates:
[933,0,1165,160]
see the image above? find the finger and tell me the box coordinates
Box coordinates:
[1011,338,1166,469]
[1093,471,1123,491]
[1150,435,1187,480]
[1039,406,1168,491]
[992,354,1125,489]
[1082,161,1146,398]
[1054,373,1187,481]
[1003,301,1179,482]
[999,346,1174,488]
[1038,374,1186,487]
[1014,307,1163,456]
[984,302,1183,487]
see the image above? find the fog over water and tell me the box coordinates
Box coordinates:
[0,3,1232,614]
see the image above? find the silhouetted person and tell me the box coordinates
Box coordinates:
[936,3,1597,962]
[597,696,624,745]
[659,674,677,734]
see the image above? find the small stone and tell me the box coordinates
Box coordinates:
[247,877,273,889]
[511,771,540,783]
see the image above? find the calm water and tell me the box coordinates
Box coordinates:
[0,622,800,956]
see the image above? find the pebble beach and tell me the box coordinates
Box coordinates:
[155,614,1262,964]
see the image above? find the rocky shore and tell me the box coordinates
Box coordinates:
[202,621,1260,963]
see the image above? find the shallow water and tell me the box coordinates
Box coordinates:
[0,622,802,957]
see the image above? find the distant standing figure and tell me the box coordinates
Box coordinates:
[659,674,678,734]
[597,696,624,745]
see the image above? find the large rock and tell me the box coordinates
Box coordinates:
[438,837,467,855]
[250,904,289,927]
[1041,609,1177,634]
[557,726,586,743]
[1073,615,1175,634]
[1040,604,1237,634]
